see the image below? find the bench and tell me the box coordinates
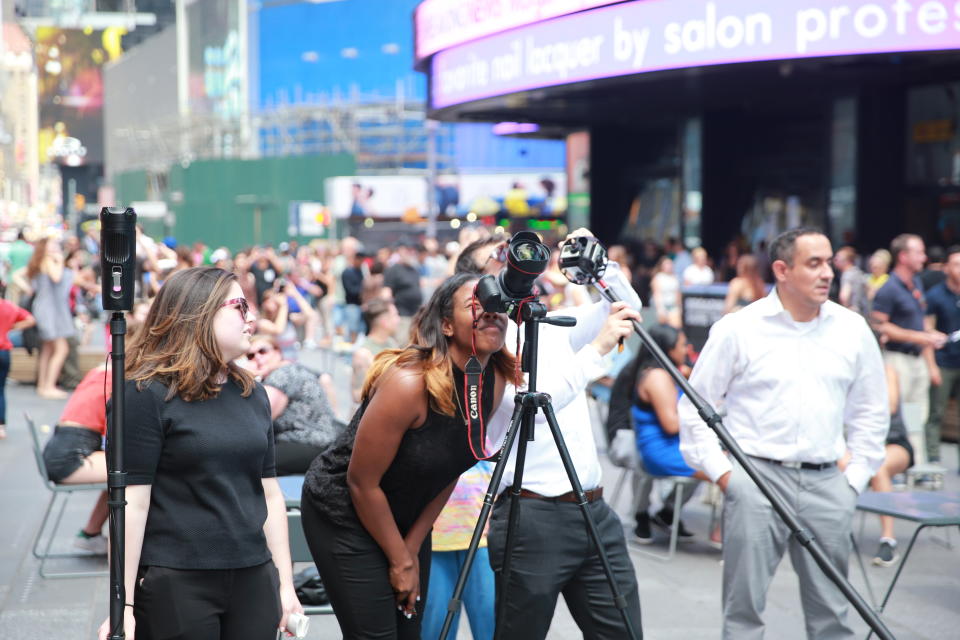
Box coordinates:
[9,347,108,384]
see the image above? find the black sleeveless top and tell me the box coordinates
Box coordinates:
[303,363,496,535]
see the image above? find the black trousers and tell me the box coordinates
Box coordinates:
[488,497,643,640]
[275,440,324,476]
[300,489,432,640]
[133,561,281,640]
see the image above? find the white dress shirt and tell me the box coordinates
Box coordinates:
[678,289,888,493]
[485,300,610,496]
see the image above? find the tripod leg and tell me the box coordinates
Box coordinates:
[439,396,526,640]
[493,404,536,640]
[540,401,641,640]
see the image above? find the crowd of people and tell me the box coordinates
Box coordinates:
[2,222,957,639]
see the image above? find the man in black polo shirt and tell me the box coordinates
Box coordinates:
[872,234,947,429]
[924,245,960,466]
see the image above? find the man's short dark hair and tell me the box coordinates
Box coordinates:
[768,227,826,266]
[455,237,501,275]
[362,297,394,329]
[890,233,921,266]
[945,245,960,262]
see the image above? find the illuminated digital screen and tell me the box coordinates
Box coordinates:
[414,0,621,61]
[431,0,960,109]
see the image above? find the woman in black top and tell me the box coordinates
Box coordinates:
[301,272,517,639]
[97,267,303,640]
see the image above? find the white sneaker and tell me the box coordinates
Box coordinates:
[74,532,108,555]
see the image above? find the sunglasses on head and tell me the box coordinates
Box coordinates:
[245,345,272,360]
[220,297,250,320]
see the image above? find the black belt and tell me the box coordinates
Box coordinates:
[514,487,604,503]
[750,456,837,471]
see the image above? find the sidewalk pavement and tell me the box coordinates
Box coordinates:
[1,347,958,639]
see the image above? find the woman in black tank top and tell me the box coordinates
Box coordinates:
[302,272,518,639]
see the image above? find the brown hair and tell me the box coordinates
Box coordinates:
[737,254,766,302]
[25,237,48,280]
[360,273,519,416]
[890,233,921,266]
[126,266,254,402]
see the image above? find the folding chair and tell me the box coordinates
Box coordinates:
[25,412,108,579]
[287,510,334,616]
[630,459,700,562]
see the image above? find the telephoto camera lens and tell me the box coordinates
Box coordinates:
[500,231,549,299]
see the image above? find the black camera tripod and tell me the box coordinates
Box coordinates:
[438,300,640,640]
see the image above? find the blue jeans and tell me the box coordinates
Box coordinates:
[421,547,495,640]
[332,303,364,337]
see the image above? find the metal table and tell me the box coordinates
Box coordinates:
[856,491,960,637]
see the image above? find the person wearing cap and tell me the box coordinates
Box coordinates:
[679,227,888,640]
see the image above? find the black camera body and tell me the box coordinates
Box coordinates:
[558,236,607,286]
[475,231,549,318]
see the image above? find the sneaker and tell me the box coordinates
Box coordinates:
[651,507,695,540]
[74,531,108,555]
[634,512,653,545]
[872,538,899,567]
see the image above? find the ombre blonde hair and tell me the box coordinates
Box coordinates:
[360,272,519,416]
[126,266,254,402]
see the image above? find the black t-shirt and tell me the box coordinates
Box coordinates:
[118,378,277,570]
[342,266,364,306]
[383,263,423,317]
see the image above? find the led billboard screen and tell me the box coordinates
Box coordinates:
[431,0,960,109]
[414,0,621,61]
[36,27,125,166]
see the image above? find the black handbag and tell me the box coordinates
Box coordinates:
[292,566,329,606]
[19,294,39,355]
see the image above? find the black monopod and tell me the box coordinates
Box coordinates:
[100,206,137,640]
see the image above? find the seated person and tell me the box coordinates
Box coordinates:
[840,362,913,567]
[41,364,111,554]
[628,325,711,539]
[244,334,343,475]
[350,298,401,406]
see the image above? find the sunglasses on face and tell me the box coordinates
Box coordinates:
[220,297,250,321]
[245,346,273,360]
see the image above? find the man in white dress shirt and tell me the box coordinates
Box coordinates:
[461,230,644,639]
[678,228,888,640]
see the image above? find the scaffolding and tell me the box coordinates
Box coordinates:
[108,100,456,177]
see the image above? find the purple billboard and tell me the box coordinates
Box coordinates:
[431,0,960,109]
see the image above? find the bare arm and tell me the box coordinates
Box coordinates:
[638,368,681,435]
[257,299,289,335]
[885,362,900,415]
[11,268,31,296]
[402,479,456,562]
[872,310,944,349]
[13,315,36,331]
[351,347,374,404]
[723,278,742,314]
[261,477,303,631]
[98,485,151,639]
[346,369,428,613]
[44,254,65,283]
